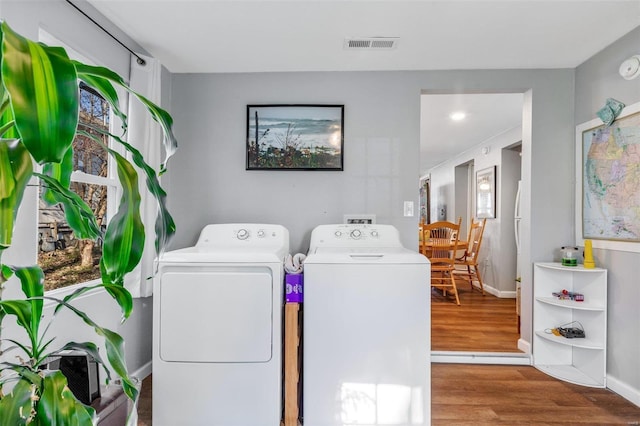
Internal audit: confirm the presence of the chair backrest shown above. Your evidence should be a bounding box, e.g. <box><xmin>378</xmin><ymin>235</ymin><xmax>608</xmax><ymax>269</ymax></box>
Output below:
<box><xmin>422</xmin><ymin>221</ymin><xmax>461</xmax><ymax>267</ymax></box>
<box><xmin>465</xmin><ymin>218</ymin><xmax>487</xmax><ymax>262</ymax></box>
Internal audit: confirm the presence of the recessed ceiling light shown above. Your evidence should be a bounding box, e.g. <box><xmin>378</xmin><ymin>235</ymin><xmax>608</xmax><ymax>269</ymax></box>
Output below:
<box><xmin>450</xmin><ymin>111</ymin><xmax>466</xmax><ymax>121</ymax></box>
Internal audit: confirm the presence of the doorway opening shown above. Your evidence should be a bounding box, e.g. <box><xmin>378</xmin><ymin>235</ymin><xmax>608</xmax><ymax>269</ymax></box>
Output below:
<box><xmin>420</xmin><ymin>92</ymin><xmax>529</xmax><ymax>363</ymax></box>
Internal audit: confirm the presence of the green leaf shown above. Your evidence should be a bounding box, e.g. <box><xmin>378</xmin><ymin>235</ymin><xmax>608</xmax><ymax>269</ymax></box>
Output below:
<box><xmin>35</xmin><ymin>370</ymin><xmax>97</xmax><ymax>426</ymax></box>
<box><xmin>100</xmin><ymin>150</ymin><xmax>144</xmax><ymax>285</ymax></box>
<box><xmin>1</xmin><ymin>263</ymin><xmax>14</xmax><ymax>279</ymax></box>
<box><xmin>13</xmin><ymin>265</ymin><xmax>45</xmax><ymax>345</ymax></box>
<box><xmin>103</xmin><ymin>284</ymin><xmax>134</xmax><ymax>322</ymax></box>
<box><xmin>43</xmin><ymin>295</ymin><xmax>139</xmax><ymax>401</ymax></box>
<box><xmin>0</xmin><ymin>378</ymin><xmax>35</xmax><ymax>426</ymax></box>
<box><xmin>0</xmin><ymin>139</ymin><xmax>33</xmax><ymax>250</ymax></box>
<box><xmin>75</xmin><ymin>72</ymin><xmax>127</xmax><ymax>134</ymax></box>
<box><xmin>0</xmin><ymin>300</ymin><xmax>33</xmax><ymax>333</ymax></box>
<box><xmin>55</xmin><ymin>341</ymin><xmax>113</xmax><ymax>384</ymax></box>
<box><xmin>1</xmin><ymin>339</ymin><xmax>34</xmax><ymax>361</ymax></box>
<box><xmin>0</xmin><ymin>140</ymin><xmax>15</xmax><ymax>199</ymax></box>
<box><xmin>74</xmin><ymin>61</ymin><xmax>177</xmax><ymax>173</ymax></box>
<box><xmin>0</xmin><ymin>364</ymin><xmax>43</xmax><ymax>388</ymax></box>
<box><xmin>54</xmin><ymin>282</ymin><xmax>133</xmax><ymax>322</ymax></box>
<box><xmin>1</xmin><ymin>22</ymin><xmax>79</xmax><ymax>164</ymax></box>
<box><xmin>42</xmin><ymin>145</ymin><xmax>73</xmax><ymax>205</ymax></box>
<box><xmin>84</xmin><ymin>129</ymin><xmax>175</xmax><ymax>255</ymax></box>
<box><xmin>35</xmin><ymin>173</ymin><xmax>100</xmax><ymax>240</ymax></box>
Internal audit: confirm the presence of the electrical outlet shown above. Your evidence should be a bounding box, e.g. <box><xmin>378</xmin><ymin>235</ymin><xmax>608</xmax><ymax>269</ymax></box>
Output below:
<box><xmin>403</xmin><ymin>201</ymin><xmax>414</xmax><ymax>217</ymax></box>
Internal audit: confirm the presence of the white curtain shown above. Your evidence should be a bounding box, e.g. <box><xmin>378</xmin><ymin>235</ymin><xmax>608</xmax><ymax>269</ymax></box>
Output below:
<box><xmin>124</xmin><ymin>53</ymin><xmax>162</xmax><ymax>298</ymax></box>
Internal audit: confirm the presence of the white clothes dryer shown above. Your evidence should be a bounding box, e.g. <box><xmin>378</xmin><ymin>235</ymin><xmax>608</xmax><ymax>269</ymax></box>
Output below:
<box><xmin>303</xmin><ymin>224</ymin><xmax>431</xmax><ymax>426</ymax></box>
<box><xmin>152</xmin><ymin>223</ymin><xmax>289</xmax><ymax>426</ymax></box>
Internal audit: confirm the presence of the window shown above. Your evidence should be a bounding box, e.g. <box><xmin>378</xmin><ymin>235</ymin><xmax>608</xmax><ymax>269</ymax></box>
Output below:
<box><xmin>38</xmin><ymin>84</ymin><xmax>118</xmax><ymax>291</ymax></box>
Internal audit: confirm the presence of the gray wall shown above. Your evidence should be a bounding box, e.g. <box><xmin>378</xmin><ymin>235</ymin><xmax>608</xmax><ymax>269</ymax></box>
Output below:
<box><xmin>575</xmin><ymin>26</ymin><xmax>640</xmax><ymax>403</ymax></box>
<box><xmin>168</xmin><ymin>70</ymin><xmax>576</xmax><ymax>356</ymax></box>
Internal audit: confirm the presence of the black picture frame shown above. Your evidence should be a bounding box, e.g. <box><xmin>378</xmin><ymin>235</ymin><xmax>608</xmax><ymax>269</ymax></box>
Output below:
<box><xmin>246</xmin><ymin>104</ymin><xmax>344</xmax><ymax>170</ymax></box>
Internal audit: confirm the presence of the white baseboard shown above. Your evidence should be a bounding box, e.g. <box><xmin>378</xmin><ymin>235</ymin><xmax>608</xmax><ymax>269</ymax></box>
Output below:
<box><xmin>431</xmin><ymin>351</ymin><xmax>531</xmax><ymax>365</ymax></box>
<box><xmin>607</xmin><ymin>374</ymin><xmax>640</xmax><ymax>408</ymax></box>
<box><xmin>131</xmin><ymin>361</ymin><xmax>152</xmax><ymax>381</ymax></box>
<box><xmin>517</xmin><ymin>338</ymin><xmax>531</xmax><ymax>354</ymax></box>
<box><xmin>480</xmin><ymin>283</ymin><xmax>516</xmax><ymax>299</ymax></box>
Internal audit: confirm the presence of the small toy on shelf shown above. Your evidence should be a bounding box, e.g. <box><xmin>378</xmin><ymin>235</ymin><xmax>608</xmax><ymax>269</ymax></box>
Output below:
<box><xmin>552</xmin><ymin>289</ymin><xmax>584</xmax><ymax>301</ymax></box>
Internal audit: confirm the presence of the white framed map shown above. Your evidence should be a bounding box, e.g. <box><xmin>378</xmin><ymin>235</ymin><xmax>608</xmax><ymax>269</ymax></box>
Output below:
<box><xmin>575</xmin><ymin>101</ymin><xmax>640</xmax><ymax>252</ymax></box>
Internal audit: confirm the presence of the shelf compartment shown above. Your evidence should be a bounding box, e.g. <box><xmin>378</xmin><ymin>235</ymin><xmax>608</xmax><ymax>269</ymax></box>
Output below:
<box><xmin>535</xmin><ymin>297</ymin><xmax>604</xmax><ymax>311</ymax></box>
<box><xmin>535</xmin><ymin>330</ymin><xmax>603</xmax><ymax>350</ymax></box>
<box><xmin>535</xmin><ymin>262</ymin><xmax>606</xmax><ymax>273</ymax></box>
<box><xmin>535</xmin><ymin>364</ymin><xmax>605</xmax><ymax>388</ymax></box>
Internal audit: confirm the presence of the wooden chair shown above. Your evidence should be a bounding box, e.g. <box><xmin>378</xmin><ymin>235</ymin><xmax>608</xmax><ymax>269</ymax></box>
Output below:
<box><xmin>454</xmin><ymin>218</ymin><xmax>487</xmax><ymax>295</ymax></box>
<box><xmin>422</xmin><ymin>220</ymin><xmax>461</xmax><ymax>305</ymax></box>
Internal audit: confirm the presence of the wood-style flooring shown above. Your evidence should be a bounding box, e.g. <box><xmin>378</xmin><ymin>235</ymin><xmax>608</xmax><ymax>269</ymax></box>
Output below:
<box><xmin>431</xmin><ymin>285</ymin><xmax>522</xmax><ymax>352</ymax></box>
<box><xmin>432</xmin><ymin>363</ymin><xmax>640</xmax><ymax>425</ymax></box>
<box><xmin>137</xmin><ymin>289</ymin><xmax>640</xmax><ymax>425</ymax></box>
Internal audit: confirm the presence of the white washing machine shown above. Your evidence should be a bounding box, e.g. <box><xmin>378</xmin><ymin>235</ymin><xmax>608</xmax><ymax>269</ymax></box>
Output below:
<box><xmin>152</xmin><ymin>223</ymin><xmax>289</xmax><ymax>426</ymax></box>
<box><xmin>303</xmin><ymin>224</ymin><xmax>431</xmax><ymax>426</ymax></box>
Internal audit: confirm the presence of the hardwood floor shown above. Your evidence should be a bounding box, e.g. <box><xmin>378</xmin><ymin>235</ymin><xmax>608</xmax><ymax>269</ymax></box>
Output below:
<box><xmin>137</xmin><ymin>367</ymin><xmax>640</xmax><ymax>425</ymax></box>
<box><xmin>431</xmin><ymin>285</ymin><xmax>522</xmax><ymax>352</ymax></box>
<box><xmin>137</xmin><ymin>289</ymin><xmax>640</xmax><ymax>425</ymax></box>
<box><xmin>432</xmin><ymin>364</ymin><xmax>640</xmax><ymax>425</ymax></box>
<box><xmin>137</xmin><ymin>375</ymin><xmax>151</xmax><ymax>426</ymax></box>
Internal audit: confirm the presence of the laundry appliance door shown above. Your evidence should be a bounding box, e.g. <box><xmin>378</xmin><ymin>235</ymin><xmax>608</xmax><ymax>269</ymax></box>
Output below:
<box><xmin>158</xmin><ymin>265</ymin><xmax>273</xmax><ymax>363</ymax></box>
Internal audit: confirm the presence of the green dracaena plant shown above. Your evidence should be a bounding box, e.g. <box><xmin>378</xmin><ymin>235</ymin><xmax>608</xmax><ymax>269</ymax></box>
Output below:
<box><xmin>0</xmin><ymin>21</ymin><xmax>177</xmax><ymax>425</ymax></box>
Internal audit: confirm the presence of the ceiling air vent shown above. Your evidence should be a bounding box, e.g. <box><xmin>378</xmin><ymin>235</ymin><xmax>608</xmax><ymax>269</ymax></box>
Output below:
<box><xmin>344</xmin><ymin>37</ymin><xmax>398</xmax><ymax>50</ymax></box>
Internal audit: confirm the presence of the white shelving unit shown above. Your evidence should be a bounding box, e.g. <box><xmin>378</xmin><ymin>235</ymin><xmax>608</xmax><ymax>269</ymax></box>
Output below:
<box><xmin>533</xmin><ymin>262</ymin><xmax>607</xmax><ymax>388</ymax></box>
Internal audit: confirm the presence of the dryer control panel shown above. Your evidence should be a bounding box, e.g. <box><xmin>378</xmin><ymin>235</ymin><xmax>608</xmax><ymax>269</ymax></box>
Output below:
<box><xmin>195</xmin><ymin>223</ymin><xmax>289</xmax><ymax>256</ymax></box>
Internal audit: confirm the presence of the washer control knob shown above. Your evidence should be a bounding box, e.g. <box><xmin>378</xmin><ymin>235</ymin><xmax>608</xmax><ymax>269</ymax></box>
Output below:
<box><xmin>371</xmin><ymin>230</ymin><xmax>378</xmax><ymax>237</ymax></box>
<box><xmin>237</xmin><ymin>229</ymin><xmax>249</xmax><ymax>240</ymax></box>
<box><xmin>257</xmin><ymin>230</ymin><xmax>265</xmax><ymax>238</ymax></box>
<box><xmin>334</xmin><ymin>231</ymin><xmax>342</xmax><ymax>237</ymax></box>
<box><xmin>350</xmin><ymin>229</ymin><xmax>362</xmax><ymax>239</ymax></box>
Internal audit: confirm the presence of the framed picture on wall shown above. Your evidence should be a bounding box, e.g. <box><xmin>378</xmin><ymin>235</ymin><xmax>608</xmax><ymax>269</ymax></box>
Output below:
<box><xmin>476</xmin><ymin>166</ymin><xmax>496</xmax><ymax>219</ymax></box>
<box><xmin>246</xmin><ymin>104</ymin><xmax>344</xmax><ymax>170</ymax></box>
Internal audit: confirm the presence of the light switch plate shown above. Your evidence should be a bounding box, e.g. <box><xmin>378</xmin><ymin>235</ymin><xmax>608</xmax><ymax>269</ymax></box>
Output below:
<box><xmin>403</xmin><ymin>201</ymin><xmax>414</xmax><ymax>217</ymax></box>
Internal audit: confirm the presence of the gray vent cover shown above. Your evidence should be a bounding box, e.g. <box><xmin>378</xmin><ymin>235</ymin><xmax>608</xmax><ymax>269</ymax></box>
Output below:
<box><xmin>344</xmin><ymin>37</ymin><xmax>398</xmax><ymax>50</ymax></box>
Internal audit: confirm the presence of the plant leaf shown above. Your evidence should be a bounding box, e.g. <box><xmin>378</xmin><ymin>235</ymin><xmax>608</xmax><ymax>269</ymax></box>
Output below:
<box><xmin>53</xmin><ymin>282</ymin><xmax>133</xmax><ymax>322</ymax></box>
<box><xmin>99</xmin><ymin>150</ymin><xmax>144</xmax><ymax>285</ymax></box>
<box><xmin>34</xmin><ymin>173</ymin><xmax>100</xmax><ymax>240</ymax></box>
<box><xmin>103</xmin><ymin>284</ymin><xmax>133</xmax><ymax>322</ymax></box>
<box><xmin>1</xmin><ymin>339</ymin><xmax>34</xmax><ymax>361</ymax></box>
<box><xmin>13</xmin><ymin>265</ymin><xmax>44</xmax><ymax>345</ymax></box>
<box><xmin>116</xmin><ymin>135</ymin><xmax>176</xmax><ymax>254</ymax></box>
<box><xmin>41</xmin><ymin>145</ymin><xmax>73</xmax><ymax>205</ymax></box>
<box><xmin>0</xmin><ymin>139</ymin><xmax>33</xmax><ymax>250</ymax></box>
<box><xmin>0</xmin><ymin>140</ymin><xmax>15</xmax><ymax>199</ymax></box>
<box><xmin>0</xmin><ymin>300</ymin><xmax>32</xmax><ymax>333</ymax></box>
<box><xmin>74</xmin><ymin>61</ymin><xmax>177</xmax><ymax>173</ymax></box>
<box><xmin>1</xmin><ymin>22</ymin><xmax>79</xmax><ymax>164</ymax></box>
<box><xmin>55</xmin><ymin>341</ymin><xmax>112</xmax><ymax>384</ymax></box>
<box><xmin>0</xmin><ymin>378</ymin><xmax>34</xmax><ymax>426</ymax></box>
<box><xmin>81</xmin><ymin>128</ymin><xmax>175</xmax><ymax>256</ymax></box>
<box><xmin>35</xmin><ymin>370</ymin><xmax>97</xmax><ymax>426</ymax></box>
<box><xmin>75</xmin><ymin>72</ymin><xmax>127</xmax><ymax>134</ymax></box>
<box><xmin>43</xmin><ymin>296</ymin><xmax>139</xmax><ymax>402</ymax></box>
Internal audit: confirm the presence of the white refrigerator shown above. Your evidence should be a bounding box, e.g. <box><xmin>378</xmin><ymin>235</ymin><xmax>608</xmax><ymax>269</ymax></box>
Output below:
<box><xmin>514</xmin><ymin>180</ymin><xmax>522</xmax><ymax>274</ymax></box>
<box><xmin>514</xmin><ymin>180</ymin><xmax>522</xmax><ymax>329</ymax></box>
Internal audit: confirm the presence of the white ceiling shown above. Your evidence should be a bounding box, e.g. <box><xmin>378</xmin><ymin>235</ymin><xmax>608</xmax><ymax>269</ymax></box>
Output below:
<box><xmin>87</xmin><ymin>0</ymin><xmax>640</xmax><ymax>74</ymax></box>
<box><xmin>420</xmin><ymin>93</ymin><xmax>523</xmax><ymax>171</ymax></box>
<box><xmin>85</xmin><ymin>0</ymin><xmax>639</xmax><ymax>172</ymax></box>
